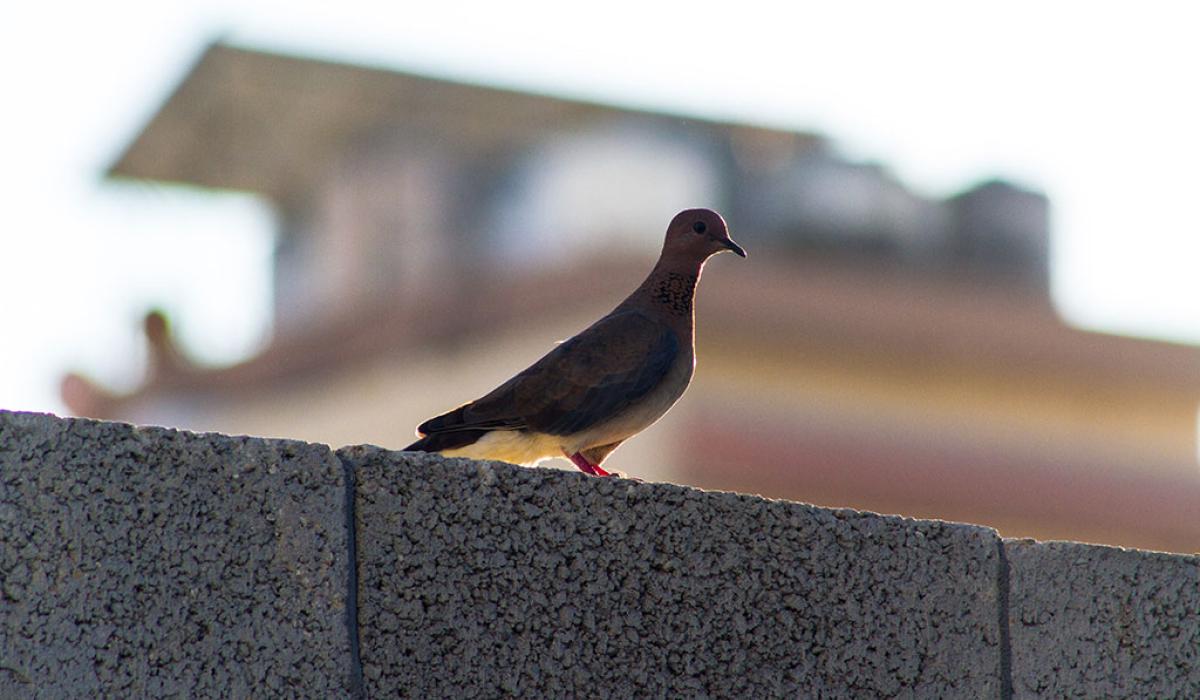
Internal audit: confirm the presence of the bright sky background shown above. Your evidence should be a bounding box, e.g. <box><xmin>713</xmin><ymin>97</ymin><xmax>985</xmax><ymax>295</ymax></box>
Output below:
<box><xmin>3</xmin><ymin>1</ymin><xmax>1198</xmax><ymax>415</ymax></box>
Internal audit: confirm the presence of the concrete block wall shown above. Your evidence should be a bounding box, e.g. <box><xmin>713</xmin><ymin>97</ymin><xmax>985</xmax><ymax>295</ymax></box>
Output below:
<box><xmin>1</xmin><ymin>410</ymin><xmax>1197</xmax><ymax>698</ymax></box>
<box><xmin>0</xmin><ymin>411</ymin><xmax>354</xmax><ymax>697</ymax></box>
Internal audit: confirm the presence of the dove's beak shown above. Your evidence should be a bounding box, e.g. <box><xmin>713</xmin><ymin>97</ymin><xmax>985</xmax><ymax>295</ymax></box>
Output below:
<box><xmin>721</xmin><ymin>238</ymin><xmax>747</xmax><ymax>258</ymax></box>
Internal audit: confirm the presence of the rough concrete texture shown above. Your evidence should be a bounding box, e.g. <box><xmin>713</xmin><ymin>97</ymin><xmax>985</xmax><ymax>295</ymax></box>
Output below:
<box><xmin>9</xmin><ymin>409</ymin><xmax>1200</xmax><ymax>698</ymax></box>
<box><xmin>344</xmin><ymin>446</ymin><xmax>1004</xmax><ymax>699</ymax></box>
<box><xmin>0</xmin><ymin>411</ymin><xmax>355</xmax><ymax>698</ymax></box>
<box><xmin>1005</xmin><ymin>539</ymin><xmax>1200</xmax><ymax>698</ymax></box>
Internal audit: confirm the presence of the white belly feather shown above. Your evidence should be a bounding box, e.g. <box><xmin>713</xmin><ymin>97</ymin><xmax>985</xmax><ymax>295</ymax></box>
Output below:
<box><xmin>439</xmin><ymin>430</ymin><xmax>565</xmax><ymax>467</ymax></box>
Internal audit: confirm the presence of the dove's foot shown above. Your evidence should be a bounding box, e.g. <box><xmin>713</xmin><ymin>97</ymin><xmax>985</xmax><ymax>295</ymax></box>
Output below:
<box><xmin>565</xmin><ymin>451</ymin><xmax>599</xmax><ymax>476</ymax></box>
<box><xmin>566</xmin><ymin>451</ymin><xmax>638</xmax><ymax>479</ymax></box>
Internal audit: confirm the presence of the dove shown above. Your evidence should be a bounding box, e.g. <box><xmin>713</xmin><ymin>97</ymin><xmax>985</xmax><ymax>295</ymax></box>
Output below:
<box><xmin>404</xmin><ymin>208</ymin><xmax>745</xmax><ymax>477</ymax></box>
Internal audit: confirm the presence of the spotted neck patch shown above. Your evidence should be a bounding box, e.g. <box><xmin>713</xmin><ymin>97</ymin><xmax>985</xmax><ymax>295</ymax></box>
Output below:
<box><xmin>651</xmin><ymin>272</ymin><xmax>698</xmax><ymax>317</ymax></box>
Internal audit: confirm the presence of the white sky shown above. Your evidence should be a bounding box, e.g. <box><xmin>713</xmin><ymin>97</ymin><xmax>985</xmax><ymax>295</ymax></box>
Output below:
<box><xmin>2</xmin><ymin>1</ymin><xmax>1199</xmax><ymax>414</ymax></box>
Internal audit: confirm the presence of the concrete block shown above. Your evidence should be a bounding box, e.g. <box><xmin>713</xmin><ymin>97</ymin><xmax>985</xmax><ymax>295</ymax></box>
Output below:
<box><xmin>1006</xmin><ymin>539</ymin><xmax>1200</xmax><ymax>698</ymax></box>
<box><xmin>0</xmin><ymin>411</ymin><xmax>356</xmax><ymax>698</ymax></box>
<box><xmin>345</xmin><ymin>446</ymin><xmax>1004</xmax><ymax>698</ymax></box>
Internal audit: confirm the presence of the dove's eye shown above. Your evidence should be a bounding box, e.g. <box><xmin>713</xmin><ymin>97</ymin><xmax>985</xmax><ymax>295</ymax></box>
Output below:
<box><xmin>692</xmin><ymin>221</ymin><xmax>707</xmax><ymax>234</ymax></box>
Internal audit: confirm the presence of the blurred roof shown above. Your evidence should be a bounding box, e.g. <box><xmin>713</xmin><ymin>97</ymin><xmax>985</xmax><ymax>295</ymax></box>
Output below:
<box><xmin>108</xmin><ymin>42</ymin><xmax>820</xmax><ymax>202</ymax></box>
<box><xmin>92</xmin><ymin>39</ymin><xmax>1200</xmax><ymax>554</ymax></box>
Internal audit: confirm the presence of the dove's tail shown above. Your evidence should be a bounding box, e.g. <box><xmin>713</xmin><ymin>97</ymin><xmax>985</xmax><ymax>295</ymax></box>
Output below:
<box><xmin>403</xmin><ymin>430</ymin><xmax>489</xmax><ymax>453</ymax></box>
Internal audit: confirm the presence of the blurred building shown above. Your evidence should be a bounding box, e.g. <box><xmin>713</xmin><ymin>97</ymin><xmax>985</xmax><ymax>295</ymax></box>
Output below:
<box><xmin>68</xmin><ymin>42</ymin><xmax>1200</xmax><ymax>554</ymax></box>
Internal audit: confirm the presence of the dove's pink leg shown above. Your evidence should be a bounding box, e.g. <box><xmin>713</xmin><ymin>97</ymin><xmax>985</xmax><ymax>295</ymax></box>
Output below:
<box><xmin>565</xmin><ymin>451</ymin><xmax>610</xmax><ymax>477</ymax></box>
<box><xmin>590</xmin><ymin>462</ymin><xmax>614</xmax><ymax>477</ymax></box>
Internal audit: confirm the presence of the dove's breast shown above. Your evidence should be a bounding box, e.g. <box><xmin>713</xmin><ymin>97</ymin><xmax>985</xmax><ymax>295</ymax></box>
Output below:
<box><xmin>560</xmin><ymin>340</ymin><xmax>695</xmax><ymax>455</ymax></box>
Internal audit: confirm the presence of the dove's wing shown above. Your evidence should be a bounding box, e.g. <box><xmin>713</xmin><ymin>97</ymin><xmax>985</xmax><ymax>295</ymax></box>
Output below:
<box><xmin>417</xmin><ymin>310</ymin><xmax>678</xmax><ymax>437</ymax></box>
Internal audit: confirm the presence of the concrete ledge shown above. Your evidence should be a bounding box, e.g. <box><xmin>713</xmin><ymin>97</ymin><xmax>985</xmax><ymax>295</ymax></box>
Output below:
<box><xmin>343</xmin><ymin>445</ymin><xmax>1003</xmax><ymax>698</ymax></box>
<box><xmin>0</xmin><ymin>412</ymin><xmax>355</xmax><ymax>698</ymax></box>
<box><xmin>4</xmin><ymin>410</ymin><xmax>1200</xmax><ymax>697</ymax></box>
<box><xmin>1005</xmin><ymin>539</ymin><xmax>1200</xmax><ymax>698</ymax></box>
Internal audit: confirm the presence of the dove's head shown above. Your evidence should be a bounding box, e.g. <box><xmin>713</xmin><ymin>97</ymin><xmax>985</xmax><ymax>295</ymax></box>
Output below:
<box><xmin>661</xmin><ymin>208</ymin><xmax>746</xmax><ymax>263</ymax></box>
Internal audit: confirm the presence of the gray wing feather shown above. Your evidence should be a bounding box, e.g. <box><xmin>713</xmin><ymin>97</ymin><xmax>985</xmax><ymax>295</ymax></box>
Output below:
<box><xmin>417</xmin><ymin>311</ymin><xmax>678</xmax><ymax>437</ymax></box>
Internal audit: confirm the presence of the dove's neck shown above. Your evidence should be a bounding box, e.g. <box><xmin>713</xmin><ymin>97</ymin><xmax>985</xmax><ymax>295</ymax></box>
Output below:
<box><xmin>623</xmin><ymin>255</ymin><xmax>706</xmax><ymax>328</ymax></box>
